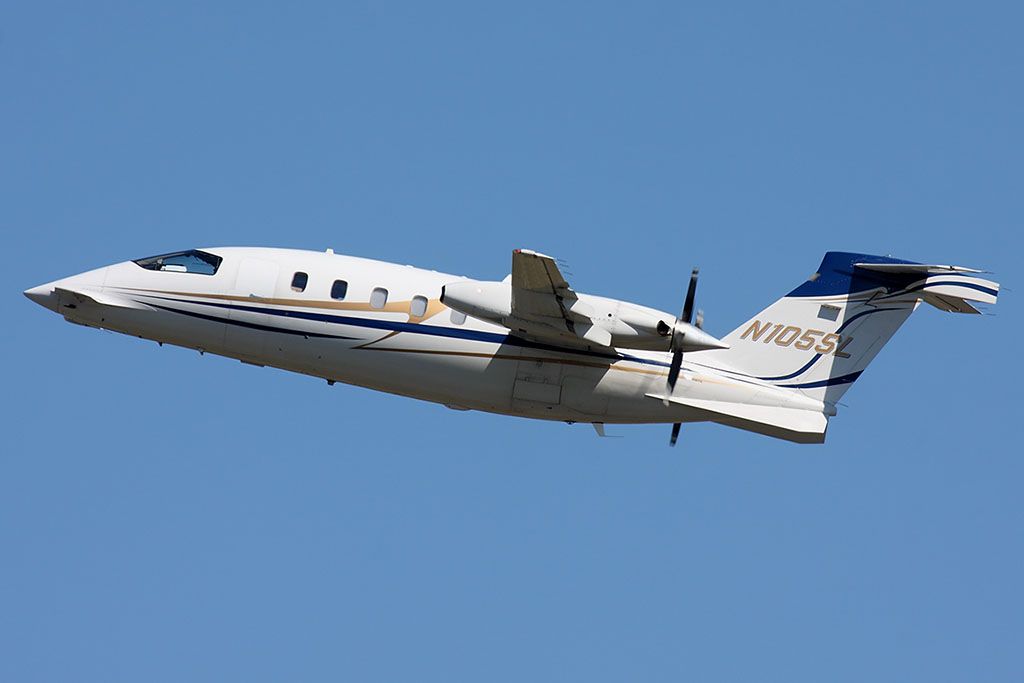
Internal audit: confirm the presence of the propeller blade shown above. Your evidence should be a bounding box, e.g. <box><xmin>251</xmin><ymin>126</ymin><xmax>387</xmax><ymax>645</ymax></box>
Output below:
<box><xmin>670</xmin><ymin>422</ymin><xmax>681</xmax><ymax>446</ymax></box>
<box><xmin>664</xmin><ymin>267</ymin><xmax>701</xmax><ymax>406</ymax></box>
<box><xmin>667</xmin><ymin>349</ymin><xmax>683</xmax><ymax>391</ymax></box>
<box><xmin>695</xmin><ymin>309</ymin><xmax>704</xmax><ymax>329</ymax></box>
<box><xmin>681</xmin><ymin>268</ymin><xmax>699</xmax><ymax>324</ymax></box>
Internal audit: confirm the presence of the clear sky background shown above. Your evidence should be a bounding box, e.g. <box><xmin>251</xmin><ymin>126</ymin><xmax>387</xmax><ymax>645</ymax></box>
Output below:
<box><xmin>3</xmin><ymin>2</ymin><xmax>1020</xmax><ymax>681</ymax></box>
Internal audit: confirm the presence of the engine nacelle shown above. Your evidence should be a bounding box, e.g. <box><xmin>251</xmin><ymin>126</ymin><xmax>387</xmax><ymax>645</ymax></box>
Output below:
<box><xmin>441</xmin><ymin>281</ymin><xmax>512</xmax><ymax>323</ymax></box>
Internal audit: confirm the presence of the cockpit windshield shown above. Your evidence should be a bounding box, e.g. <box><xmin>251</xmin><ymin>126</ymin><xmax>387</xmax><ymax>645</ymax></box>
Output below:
<box><xmin>133</xmin><ymin>250</ymin><xmax>222</xmax><ymax>275</ymax></box>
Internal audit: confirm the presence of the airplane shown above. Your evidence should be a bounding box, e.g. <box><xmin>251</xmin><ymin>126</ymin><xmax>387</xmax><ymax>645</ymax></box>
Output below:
<box><xmin>24</xmin><ymin>247</ymin><xmax>999</xmax><ymax>445</ymax></box>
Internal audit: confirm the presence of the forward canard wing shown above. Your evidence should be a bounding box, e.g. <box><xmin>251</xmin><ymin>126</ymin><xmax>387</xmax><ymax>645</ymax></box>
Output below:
<box><xmin>54</xmin><ymin>286</ymin><xmax>152</xmax><ymax>311</ymax></box>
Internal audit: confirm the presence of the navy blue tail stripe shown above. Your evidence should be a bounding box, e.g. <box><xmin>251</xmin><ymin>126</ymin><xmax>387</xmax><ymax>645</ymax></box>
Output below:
<box><xmin>883</xmin><ymin>280</ymin><xmax>998</xmax><ymax>299</ymax></box>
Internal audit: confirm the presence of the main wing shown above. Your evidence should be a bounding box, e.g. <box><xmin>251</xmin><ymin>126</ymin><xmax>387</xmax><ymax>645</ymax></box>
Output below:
<box><xmin>508</xmin><ymin>249</ymin><xmax>613</xmax><ymax>347</ymax></box>
<box><xmin>441</xmin><ymin>248</ymin><xmax>686</xmax><ymax>351</ymax></box>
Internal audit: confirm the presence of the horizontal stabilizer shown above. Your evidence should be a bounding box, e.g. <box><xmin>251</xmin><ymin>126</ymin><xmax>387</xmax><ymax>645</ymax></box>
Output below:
<box><xmin>912</xmin><ymin>274</ymin><xmax>999</xmax><ymax>310</ymax></box>
<box><xmin>852</xmin><ymin>263</ymin><xmax>998</xmax><ymax>312</ymax></box>
<box><xmin>854</xmin><ymin>262</ymin><xmax>985</xmax><ymax>275</ymax></box>
<box><xmin>921</xmin><ymin>294</ymin><xmax>981</xmax><ymax>314</ymax></box>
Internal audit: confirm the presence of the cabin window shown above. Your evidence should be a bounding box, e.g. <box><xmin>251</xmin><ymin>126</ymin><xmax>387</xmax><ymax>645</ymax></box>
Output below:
<box><xmin>133</xmin><ymin>249</ymin><xmax>222</xmax><ymax>275</ymax></box>
<box><xmin>410</xmin><ymin>295</ymin><xmax>428</xmax><ymax>317</ymax></box>
<box><xmin>331</xmin><ymin>280</ymin><xmax>348</xmax><ymax>300</ymax></box>
<box><xmin>291</xmin><ymin>272</ymin><xmax>308</xmax><ymax>292</ymax></box>
<box><xmin>450</xmin><ymin>309</ymin><xmax>467</xmax><ymax>325</ymax></box>
<box><xmin>370</xmin><ymin>287</ymin><xmax>388</xmax><ymax>309</ymax></box>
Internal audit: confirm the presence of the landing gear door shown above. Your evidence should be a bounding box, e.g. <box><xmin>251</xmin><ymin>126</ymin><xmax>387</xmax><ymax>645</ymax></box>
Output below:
<box><xmin>511</xmin><ymin>352</ymin><xmax>563</xmax><ymax>410</ymax></box>
<box><xmin>227</xmin><ymin>257</ymin><xmax>280</xmax><ymax>361</ymax></box>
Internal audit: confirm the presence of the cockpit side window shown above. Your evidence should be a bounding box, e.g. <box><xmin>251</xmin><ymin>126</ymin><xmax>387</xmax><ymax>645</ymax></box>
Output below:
<box><xmin>134</xmin><ymin>250</ymin><xmax>222</xmax><ymax>275</ymax></box>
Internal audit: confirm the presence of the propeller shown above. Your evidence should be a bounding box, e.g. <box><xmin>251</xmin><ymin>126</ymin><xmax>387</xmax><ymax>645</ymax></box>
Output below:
<box><xmin>666</xmin><ymin>268</ymin><xmax>700</xmax><ymax>393</ymax></box>
<box><xmin>659</xmin><ymin>267</ymin><xmax>728</xmax><ymax>446</ymax></box>
<box><xmin>664</xmin><ymin>269</ymin><xmax>698</xmax><ymax>447</ymax></box>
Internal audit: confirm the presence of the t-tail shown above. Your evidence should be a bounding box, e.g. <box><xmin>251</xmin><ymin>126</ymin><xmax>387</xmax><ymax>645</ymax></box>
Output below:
<box><xmin>683</xmin><ymin>252</ymin><xmax>999</xmax><ymax>443</ymax></box>
<box><xmin>717</xmin><ymin>251</ymin><xmax>999</xmax><ymax>411</ymax></box>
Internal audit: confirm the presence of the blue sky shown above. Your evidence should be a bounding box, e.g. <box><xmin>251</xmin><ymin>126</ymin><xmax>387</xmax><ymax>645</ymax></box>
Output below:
<box><xmin>3</xmin><ymin>2</ymin><xmax>1020</xmax><ymax>680</ymax></box>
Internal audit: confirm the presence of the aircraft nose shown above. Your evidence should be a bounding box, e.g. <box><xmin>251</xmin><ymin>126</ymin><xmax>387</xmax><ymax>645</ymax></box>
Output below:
<box><xmin>24</xmin><ymin>282</ymin><xmax>58</xmax><ymax>312</ymax></box>
<box><xmin>25</xmin><ymin>265</ymin><xmax>112</xmax><ymax>314</ymax></box>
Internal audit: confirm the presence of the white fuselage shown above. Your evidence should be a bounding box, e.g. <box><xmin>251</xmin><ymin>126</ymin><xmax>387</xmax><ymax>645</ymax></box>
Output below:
<box><xmin>24</xmin><ymin>247</ymin><xmax>824</xmax><ymax>429</ymax></box>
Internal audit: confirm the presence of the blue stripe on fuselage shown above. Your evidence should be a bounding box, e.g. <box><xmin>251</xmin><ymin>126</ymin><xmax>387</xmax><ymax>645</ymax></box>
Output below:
<box><xmin>144</xmin><ymin>302</ymin><xmax>358</xmax><ymax>339</ymax></box>
<box><xmin>138</xmin><ymin>293</ymin><xmax>672</xmax><ymax>368</ymax></box>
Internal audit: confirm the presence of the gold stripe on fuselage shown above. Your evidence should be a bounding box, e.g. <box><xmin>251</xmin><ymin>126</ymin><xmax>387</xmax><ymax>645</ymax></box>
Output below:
<box><xmin>117</xmin><ymin>287</ymin><xmax>448</xmax><ymax>324</ymax></box>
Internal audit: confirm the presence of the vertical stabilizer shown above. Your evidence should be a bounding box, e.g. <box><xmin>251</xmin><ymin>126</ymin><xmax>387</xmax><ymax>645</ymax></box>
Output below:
<box><xmin>711</xmin><ymin>252</ymin><xmax>999</xmax><ymax>406</ymax></box>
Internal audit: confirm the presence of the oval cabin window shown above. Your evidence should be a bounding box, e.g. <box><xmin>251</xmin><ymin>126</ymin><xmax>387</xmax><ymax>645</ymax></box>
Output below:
<box><xmin>370</xmin><ymin>287</ymin><xmax>388</xmax><ymax>309</ymax></box>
